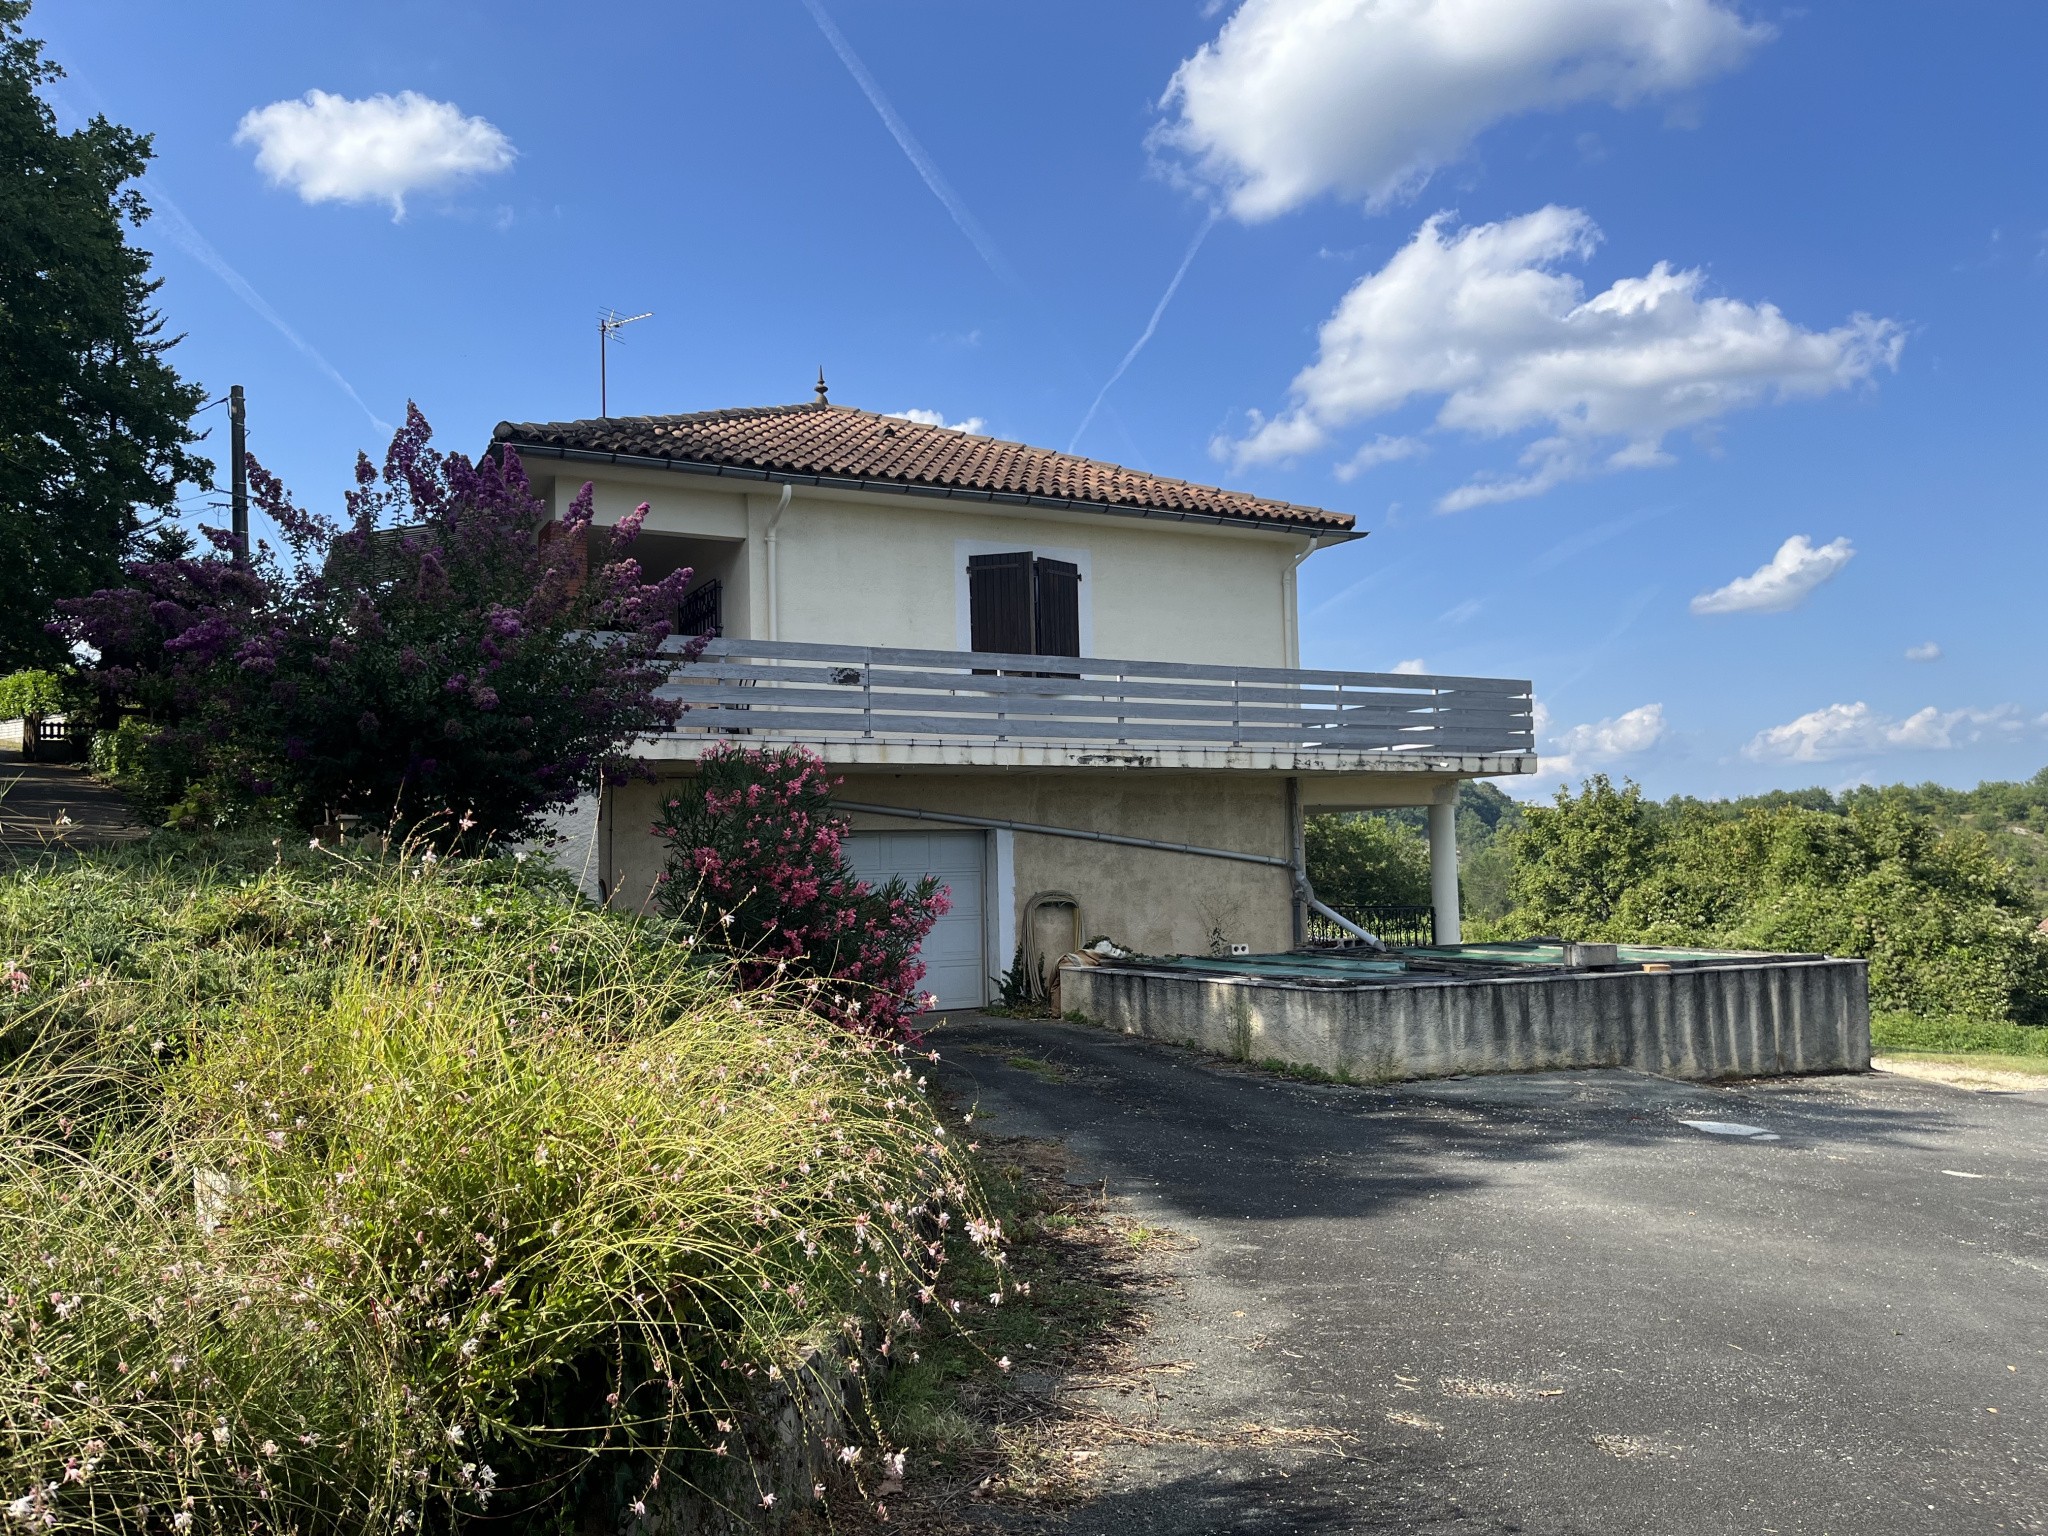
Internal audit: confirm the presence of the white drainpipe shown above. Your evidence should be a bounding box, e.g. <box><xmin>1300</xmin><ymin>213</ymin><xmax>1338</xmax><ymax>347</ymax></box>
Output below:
<box><xmin>1284</xmin><ymin>534</ymin><xmax>1321</xmax><ymax>667</ymax></box>
<box><xmin>764</xmin><ymin>482</ymin><xmax>792</xmax><ymax>640</ymax></box>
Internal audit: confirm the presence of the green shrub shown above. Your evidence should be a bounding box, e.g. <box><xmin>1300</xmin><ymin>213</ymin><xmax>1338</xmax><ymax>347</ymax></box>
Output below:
<box><xmin>1504</xmin><ymin>774</ymin><xmax>1659</xmax><ymax>936</ymax></box>
<box><xmin>0</xmin><ymin>838</ymin><xmax>1001</xmax><ymax>1532</ymax></box>
<box><xmin>1497</xmin><ymin>778</ymin><xmax>2048</xmax><ymax>1024</ymax></box>
<box><xmin>85</xmin><ymin>714</ymin><xmax>189</xmax><ymax>817</ymax></box>
<box><xmin>0</xmin><ymin>668</ymin><xmax>67</xmax><ymax>722</ymax></box>
<box><xmin>1304</xmin><ymin>813</ymin><xmax>1431</xmax><ymax>911</ymax></box>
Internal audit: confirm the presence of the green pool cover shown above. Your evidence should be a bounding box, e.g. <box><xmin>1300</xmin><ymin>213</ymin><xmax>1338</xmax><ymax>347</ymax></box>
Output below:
<box><xmin>1135</xmin><ymin>939</ymin><xmax>1801</xmax><ymax>983</ymax></box>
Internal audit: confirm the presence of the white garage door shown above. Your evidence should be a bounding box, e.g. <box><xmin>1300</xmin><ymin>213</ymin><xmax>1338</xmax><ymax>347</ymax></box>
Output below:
<box><xmin>843</xmin><ymin>830</ymin><xmax>986</xmax><ymax>1011</ymax></box>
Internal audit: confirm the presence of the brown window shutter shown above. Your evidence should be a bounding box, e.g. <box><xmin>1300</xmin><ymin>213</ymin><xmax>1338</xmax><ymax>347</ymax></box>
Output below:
<box><xmin>1033</xmin><ymin>557</ymin><xmax>1081</xmax><ymax>658</ymax></box>
<box><xmin>968</xmin><ymin>551</ymin><xmax>1035</xmax><ymax>655</ymax></box>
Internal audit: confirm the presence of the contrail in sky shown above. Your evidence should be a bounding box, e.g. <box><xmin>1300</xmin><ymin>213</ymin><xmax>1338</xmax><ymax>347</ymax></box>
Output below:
<box><xmin>143</xmin><ymin>179</ymin><xmax>393</xmax><ymax>436</ymax></box>
<box><xmin>1545</xmin><ymin>584</ymin><xmax>1663</xmax><ymax>701</ymax></box>
<box><xmin>1068</xmin><ymin>210</ymin><xmax>1220</xmax><ymax>453</ymax></box>
<box><xmin>45</xmin><ymin>70</ymin><xmax>391</xmax><ymax>435</ymax></box>
<box><xmin>799</xmin><ymin>0</ymin><xmax>1018</xmax><ymax>289</ymax></box>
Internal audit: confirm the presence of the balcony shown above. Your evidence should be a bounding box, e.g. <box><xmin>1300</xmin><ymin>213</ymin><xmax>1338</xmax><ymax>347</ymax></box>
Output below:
<box><xmin>647</xmin><ymin>639</ymin><xmax>1536</xmax><ymax>775</ymax></box>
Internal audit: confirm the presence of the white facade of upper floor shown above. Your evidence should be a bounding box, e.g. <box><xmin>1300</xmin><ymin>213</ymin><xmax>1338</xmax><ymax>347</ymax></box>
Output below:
<box><xmin>519</xmin><ymin>457</ymin><xmax>1331</xmax><ymax>671</ymax></box>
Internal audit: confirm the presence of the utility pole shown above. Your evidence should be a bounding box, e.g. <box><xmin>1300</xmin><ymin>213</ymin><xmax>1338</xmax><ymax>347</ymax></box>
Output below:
<box><xmin>229</xmin><ymin>383</ymin><xmax>249</xmax><ymax>560</ymax></box>
<box><xmin>598</xmin><ymin>310</ymin><xmax>652</xmax><ymax>417</ymax></box>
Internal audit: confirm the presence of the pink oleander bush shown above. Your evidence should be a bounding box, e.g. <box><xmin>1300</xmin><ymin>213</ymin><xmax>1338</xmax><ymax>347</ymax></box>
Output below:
<box><xmin>652</xmin><ymin>745</ymin><xmax>949</xmax><ymax>1035</ymax></box>
<box><xmin>52</xmin><ymin>406</ymin><xmax>699</xmax><ymax>843</ymax></box>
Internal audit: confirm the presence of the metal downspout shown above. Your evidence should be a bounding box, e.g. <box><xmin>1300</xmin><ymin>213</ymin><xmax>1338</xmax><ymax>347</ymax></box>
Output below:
<box><xmin>832</xmin><ymin>800</ymin><xmax>1294</xmax><ymax>868</ymax></box>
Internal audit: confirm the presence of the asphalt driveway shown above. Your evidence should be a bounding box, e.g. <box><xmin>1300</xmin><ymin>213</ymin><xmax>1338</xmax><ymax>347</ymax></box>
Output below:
<box><xmin>934</xmin><ymin>1013</ymin><xmax>2047</xmax><ymax>1536</ymax></box>
<box><xmin>0</xmin><ymin>752</ymin><xmax>146</xmax><ymax>849</ymax></box>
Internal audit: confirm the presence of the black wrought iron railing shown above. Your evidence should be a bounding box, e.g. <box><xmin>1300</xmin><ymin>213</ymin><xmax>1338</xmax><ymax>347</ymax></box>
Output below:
<box><xmin>677</xmin><ymin>579</ymin><xmax>723</xmax><ymax>639</ymax></box>
<box><xmin>1305</xmin><ymin>903</ymin><xmax>1436</xmax><ymax>949</ymax></box>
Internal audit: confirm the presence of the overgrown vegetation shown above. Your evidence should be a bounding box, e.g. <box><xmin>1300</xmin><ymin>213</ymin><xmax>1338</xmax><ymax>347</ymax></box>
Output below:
<box><xmin>1302</xmin><ymin>813</ymin><xmax>1429</xmax><ymax>913</ymax></box>
<box><xmin>0</xmin><ymin>836</ymin><xmax>1009</xmax><ymax>1532</ymax></box>
<box><xmin>0</xmin><ymin>669</ymin><xmax>77</xmax><ymax>723</ymax></box>
<box><xmin>54</xmin><ymin>408</ymin><xmax>695</xmax><ymax>840</ymax></box>
<box><xmin>1310</xmin><ymin>770</ymin><xmax>2048</xmax><ymax>1032</ymax></box>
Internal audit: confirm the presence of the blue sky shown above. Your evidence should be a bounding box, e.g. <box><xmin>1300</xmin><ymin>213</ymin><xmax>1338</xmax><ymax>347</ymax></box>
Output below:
<box><xmin>37</xmin><ymin>0</ymin><xmax>2048</xmax><ymax>800</ymax></box>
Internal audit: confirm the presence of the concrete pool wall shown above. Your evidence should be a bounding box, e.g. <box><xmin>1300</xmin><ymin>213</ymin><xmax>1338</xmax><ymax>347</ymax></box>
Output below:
<box><xmin>1058</xmin><ymin>951</ymin><xmax>1872</xmax><ymax>1082</ymax></box>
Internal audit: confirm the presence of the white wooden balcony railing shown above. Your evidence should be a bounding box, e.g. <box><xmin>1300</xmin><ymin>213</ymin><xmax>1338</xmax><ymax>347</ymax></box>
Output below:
<box><xmin>654</xmin><ymin>638</ymin><xmax>1534</xmax><ymax>759</ymax></box>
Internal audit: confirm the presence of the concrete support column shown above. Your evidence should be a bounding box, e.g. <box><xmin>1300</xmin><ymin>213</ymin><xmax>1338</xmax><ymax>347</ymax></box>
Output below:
<box><xmin>1427</xmin><ymin>791</ymin><xmax>1462</xmax><ymax>946</ymax></box>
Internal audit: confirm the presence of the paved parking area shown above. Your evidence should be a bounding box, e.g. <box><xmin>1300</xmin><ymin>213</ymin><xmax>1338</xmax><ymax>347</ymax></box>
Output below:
<box><xmin>936</xmin><ymin>1013</ymin><xmax>2047</xmax><ymax>1535</ymax></box>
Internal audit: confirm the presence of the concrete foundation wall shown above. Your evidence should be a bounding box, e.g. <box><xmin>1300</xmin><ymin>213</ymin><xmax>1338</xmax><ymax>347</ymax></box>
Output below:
<box><xmin>1062</xmin><ymin>958</ymin><xmax>1873</xmax><ymax>1082</ymax></box>
<box><xmin>602</xmin><ymin>770</ymin><xmax>1299</xmax><ymax>964</ymax></box>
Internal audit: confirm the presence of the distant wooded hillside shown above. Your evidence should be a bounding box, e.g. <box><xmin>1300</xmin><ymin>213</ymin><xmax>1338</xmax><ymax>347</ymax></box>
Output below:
<box><xmin>1308</xmin><ymin>768</ymin><xmax>2048</xmax><ymax>1027</ymax></box>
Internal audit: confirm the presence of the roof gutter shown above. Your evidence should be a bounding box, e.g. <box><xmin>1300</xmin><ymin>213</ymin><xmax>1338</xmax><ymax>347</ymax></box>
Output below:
<box><xmin>498</xmin><ymin>439</ymin><xmax>1364</xmax><ymax>541</ymax></box>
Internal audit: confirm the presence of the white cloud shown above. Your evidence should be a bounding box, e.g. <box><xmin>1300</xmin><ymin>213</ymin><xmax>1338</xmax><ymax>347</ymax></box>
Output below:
<box><xmin>1743</xmin><ymin>702</ymin><xmax>2027</xmax><ymax>764</ymax></box>
<box><xmin>1438</xmin><ymin>597</ymin><xmax>1482</xmax><ymax>625</ymax></box>
<box><xmin>1333</xmin><ymin>434</ymin><xmax>1426</xmax><ymax>481</ymax></box>
<box><xmin>1223</xmin><ymin>207</ymin><xmax>1902</xmax><ymax>506</ymax></box>
<box><xmin>235</xmin><ymin>90</ymin><xmax>515</xmax><ymax>217</ymax></box>
<box><xmin>1543</xmin><ymin>701</ymin><xmax>1666</xmax><ymax>775</ymax></box>
<box><xmin>1905</xmin><ymin>641</ymin><xmax>1942</xmax><ymax>662</ymax></box>
<box><xmin>889</xmin><ymin>408</ymin><xmax>988</xmax><ymax>434</ymax></box>
<box><xmin>1390</xmin><ymin>657</ymin><xmax>1428</xmax><ymax>674</ymax></box>
<box><xmin>1156</xmin><ymin>0</ymin><xmax>1767</xmax><ymax>221</ymax></box>
<box><xmin>1689</xmin><ymin>535</ymin><xmax>1854</xmax><ymax>615</ymax></box>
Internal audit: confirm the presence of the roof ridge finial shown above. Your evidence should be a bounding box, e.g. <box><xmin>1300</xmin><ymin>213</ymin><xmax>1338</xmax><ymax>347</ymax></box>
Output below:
<box><xmin>814</xmin><ymin>367</ymin><xmax>829</xmax><ymax>407</ymax></box>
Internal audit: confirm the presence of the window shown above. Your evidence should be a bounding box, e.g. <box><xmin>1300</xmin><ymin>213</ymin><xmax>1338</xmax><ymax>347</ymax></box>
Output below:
<box><xmin>967</xmin><ymin>551</ymin><xmax>1082</xmax><ymax>659</ymax></box>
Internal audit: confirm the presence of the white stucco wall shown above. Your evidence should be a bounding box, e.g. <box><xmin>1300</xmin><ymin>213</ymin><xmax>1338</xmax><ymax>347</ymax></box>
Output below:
<box><xmin>522</xmin><ymin>463</ymin><xmax>1310</xmax><ymax>667</ymax></box>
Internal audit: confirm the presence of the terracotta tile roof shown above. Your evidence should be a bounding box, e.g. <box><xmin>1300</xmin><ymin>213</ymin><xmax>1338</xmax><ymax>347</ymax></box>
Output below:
<box><xmin>492</xmin><ymin>402</ymin><xmax>1353</xmax><ymax>534</ymax></box>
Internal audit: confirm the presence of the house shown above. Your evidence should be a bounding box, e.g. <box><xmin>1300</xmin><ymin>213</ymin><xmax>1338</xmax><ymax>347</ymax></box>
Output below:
<box><xmin>490</xmin><ymin>385</ymin><xmax>1535</xmax><ymax>1008</ymax></box>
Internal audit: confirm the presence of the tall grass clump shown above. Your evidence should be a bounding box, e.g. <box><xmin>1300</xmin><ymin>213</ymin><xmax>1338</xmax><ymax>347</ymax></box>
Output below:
<box><xmin>0</xmin><ymin>836</ymin><xmax>1003</xmax><ymax>1533</ymax></box>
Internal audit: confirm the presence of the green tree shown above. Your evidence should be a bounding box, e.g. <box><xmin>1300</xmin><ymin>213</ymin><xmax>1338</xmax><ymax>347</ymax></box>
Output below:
<box><xmin>0</xmin><ymin>667</ymin><xmax>63</xmax><ymax>721</ymax></box>
<box><xmin>1503</xmin><ymin>774</ymin><xmax>1658</xmax><ymax>937</ymax></box>
<box><xmin>1713</xmin><ymin>799</ymin><xmax>2048</xmax><ymax>1023</ymax></box>
<box><xmin>1304</xmin><ymin>813</ymin><xmax>1431</xmax><ymax>910</ymax></box>
<box><xmin>1592</xmin><ymin>792</ymin><xmax>2048</xmax><ymax>1022</ymax></box>
<box><xmin>0</xmin><ymin>0</ymin><xmax>208</xmax><ymax>671</ymax></box>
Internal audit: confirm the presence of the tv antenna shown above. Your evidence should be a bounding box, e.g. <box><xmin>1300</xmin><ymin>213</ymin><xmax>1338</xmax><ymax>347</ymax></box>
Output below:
<box><xmin>598</xmin><ymin>308</ymin><xmax>652</xmax><ymax>417</ymax></box>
